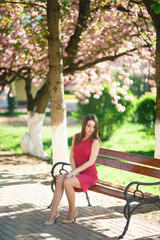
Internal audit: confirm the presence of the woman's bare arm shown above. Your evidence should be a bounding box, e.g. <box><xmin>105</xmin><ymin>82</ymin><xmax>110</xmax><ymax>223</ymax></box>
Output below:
<box><xmin>67</xmin><ymin>139</ymin><xmax>100</xmax><ymax>178</ymax></box>
<box><xmin>70</xmin><ymin>135</ymin><xmax>76</xmax><ymax>170</ymax></box>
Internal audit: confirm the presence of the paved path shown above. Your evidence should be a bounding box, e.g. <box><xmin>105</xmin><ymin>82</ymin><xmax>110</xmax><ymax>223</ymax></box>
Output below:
<box><xmin>0</xmin><ymin>151</ymin><xmax>160</xmax><ymax>240</ymax></box>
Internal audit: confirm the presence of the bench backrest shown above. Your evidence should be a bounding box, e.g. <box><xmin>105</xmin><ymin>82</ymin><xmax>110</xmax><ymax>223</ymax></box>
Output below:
<box><xmin>96</xmin><ymin>148</ymin><xmax>160</xmax><ymax>179</ymax></box>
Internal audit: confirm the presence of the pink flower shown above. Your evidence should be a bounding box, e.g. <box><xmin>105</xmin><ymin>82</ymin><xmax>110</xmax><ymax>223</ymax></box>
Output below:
<box><xmin>9</xmin><ymin>93</ymin><xmax>14</xmax><ymax>97</ymax></box>
<box><xmin>124</xmin><ymin>95</ymin><xmax>133</xmax><ymax>101</ymax></box>
<box><xmin>151</xmin><ymin>87</ymin><xmax>156</xmax><ymax>93</ymax></box>
<box><xmin>81</xmin><ymin>99</ymin><xmax>89</xmax><ymax>105</ymax></box>
<box><xmin>94</xmin><ymin>94</ymin><xmax>100</xmax><ymax>99</ymax></box>
<box><xmin>117</xmin><ymin>104</ymin><xmax>126</xmax><ymax>112</ymax></box>
<box><xmin>112</xmin><ymin>99</ymin><xmax>118</xmax><ymax>104</ymax></box>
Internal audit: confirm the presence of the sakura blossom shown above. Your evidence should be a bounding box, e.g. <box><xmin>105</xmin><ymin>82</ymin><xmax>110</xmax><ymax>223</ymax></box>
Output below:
<box><xmin>0</xmin><ymin>0</ymin><xmax>156</xmax><ymax>114</ymax></box>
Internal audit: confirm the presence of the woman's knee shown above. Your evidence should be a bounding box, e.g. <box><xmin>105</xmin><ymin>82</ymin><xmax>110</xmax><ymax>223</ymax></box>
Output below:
<box><xmin>63</xmin><ymin>178</ymin><xmax>71</xmax><ymax>188</ymax></box>
<box><xmin>56</xmin><ymin>175</ymin><xmax>66</xmax><ymax>186</ymax></box>
<box><xmin>64</xmin><ymin>177</ymin><xmax>79</xmax><ymax>188</ymax></box>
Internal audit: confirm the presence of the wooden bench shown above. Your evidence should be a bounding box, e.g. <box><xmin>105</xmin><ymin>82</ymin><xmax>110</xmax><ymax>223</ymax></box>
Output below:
<box><xmin>50</xmin><ymin>148</ymin><xmax>160</xmax><ymax>239</ymax></box>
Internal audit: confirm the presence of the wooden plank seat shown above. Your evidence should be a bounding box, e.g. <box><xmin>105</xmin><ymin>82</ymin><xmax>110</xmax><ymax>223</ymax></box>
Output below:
<box><xmin>50</xmin><ymin>148</ymin><xmax>160</xmax><ymax>239</ymax></box>
<box><xmin>89</xmin><ymin>179</ymin><xmax>159</xmax><ymax>201</ymax></box>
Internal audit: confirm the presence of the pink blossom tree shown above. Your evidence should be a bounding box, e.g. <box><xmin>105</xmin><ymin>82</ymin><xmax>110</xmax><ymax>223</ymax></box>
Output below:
<box><xmin>0</xmin><ymin>0</ymin><xmax>159</xmax><ymax>160</ymax></box>
<box><xmin>0</xmin><ymin>2</ymin><xmax>50</xmax><ymax>160</ymax></box>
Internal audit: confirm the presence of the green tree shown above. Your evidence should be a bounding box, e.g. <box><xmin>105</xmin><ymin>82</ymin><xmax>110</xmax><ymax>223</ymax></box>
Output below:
<box><xmin>136</xmin><ymin>93</ymin><xmax>156</xmax><ymax>134</ymax></box>
<box><xmin>74</xmin><ymin>85</ymin><xmax>134</xmax><ymax>140</ymax></box>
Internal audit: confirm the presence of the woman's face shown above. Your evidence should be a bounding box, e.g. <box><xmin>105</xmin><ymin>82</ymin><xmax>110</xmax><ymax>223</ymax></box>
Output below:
<box><xmin>85</xmin><ymin>120</ymin><xmax>96</xmax><ymax>137</ymax></box>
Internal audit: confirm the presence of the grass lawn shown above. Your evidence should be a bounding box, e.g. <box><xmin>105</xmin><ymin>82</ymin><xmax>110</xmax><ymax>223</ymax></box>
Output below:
<box><xmin>100</xmin><ymin>122</ymin><xmax>154</xmax><ymax>157</ymax></box>
<box><xmin>0</xmin><ymin>119</ymin><xmax>159</xmax><ymax>194</ymax></box>
<box><xmin>98</xmin><ymin>122</ymin><xmax>158</xmax><ymax>195</ymax></box>
<box><xmin>0</xmin><ymin>125</ymin><xmax>27</xmax><ymax>153</ymax></box>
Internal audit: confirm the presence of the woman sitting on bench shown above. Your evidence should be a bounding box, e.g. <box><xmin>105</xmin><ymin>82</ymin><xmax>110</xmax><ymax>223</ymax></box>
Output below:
<box><xmin>44</xmin><ymin>113</ymin><xmax>101</xmax><ymax>225</ymax></box>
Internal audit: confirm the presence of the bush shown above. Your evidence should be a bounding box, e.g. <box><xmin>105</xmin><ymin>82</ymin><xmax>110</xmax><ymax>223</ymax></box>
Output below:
<box><xmin>136</xmin><ymin>93</ymin><xmax>156</xmax><ymax>134</ymax></box>
<box><xmin>73</xmin><ymin>85</ymin><xmax>134</xmax><ymax>140</ymax></box>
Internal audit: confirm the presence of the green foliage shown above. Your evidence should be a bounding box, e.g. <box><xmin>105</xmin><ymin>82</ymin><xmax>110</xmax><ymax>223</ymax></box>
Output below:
<box><xmin>73</xmin><ymin>85</ymin><xmax>134</xmax><ymax>140</ymax></box>
<box><xmin>100</xmin><ymin>122</ymin><xmax>154</xmax><ymax>155</ymax></box>
<box><xmin>136</xmin><ymin>93</ymin><xmax>156</xmax><ymax>134</ymax></box>
<box><xmin>0</xmin><ymin>111</ymin><xmax>27</xmax><ymax>116</ymax></box>
<box><xmin>151</xmin><ymin>0</ymin><xmax>160</xmax><ymax>14</ymax></box>
<box><xmin>0</xmin><ymin>124</ymin><xmax>53</xmax><ymax>156</ymax></box>
<box><xmin>0</xmin><ymin>120</ymin><xmax>157</xmax><ymax>194</ymax></box>
<box><xmin>0</xmin><ymin>120</ymin><xmax>154</xmax><ymax>154</ymax></box>
<box><xmin>126</xmin><ymin>95</ymin><xmax>138</xmax><ymax>123</ymax></box>
<box><xmin>129</xmin><ymin>74</ymin><xmax>146</xmax><ymax>98</ymax></box>
<box><xmin>0</xmin><ymin>125</ymin><xmax>26</xmax><ymax>153</ymax></box>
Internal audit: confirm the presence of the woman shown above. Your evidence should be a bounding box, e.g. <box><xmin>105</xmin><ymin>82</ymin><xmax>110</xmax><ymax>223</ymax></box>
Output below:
<box><xmin>44</xmin><ymin>113</ymin><xmax>100</xmax><ymax>225</ymax></box>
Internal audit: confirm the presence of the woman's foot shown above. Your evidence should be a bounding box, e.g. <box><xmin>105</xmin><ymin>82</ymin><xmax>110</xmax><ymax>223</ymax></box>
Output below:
<box><xmin>44</xmin><ymin>212</ymin><xmax>59</xmax><ymax>226</ymax></box>
<box><xmin>62</xmin><ymin>210</ymin><xmax>78</xmax><ymax>224</ymax></box>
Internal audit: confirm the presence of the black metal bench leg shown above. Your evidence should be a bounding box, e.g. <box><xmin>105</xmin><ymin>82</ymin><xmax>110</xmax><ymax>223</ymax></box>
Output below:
<box><xmin>119</xmin><ymin>216</ymin><xmax>131</xmax><ymax>239</ymax></box>
<box><xmin>119</xmin><ymin>203</ymin><xmax>132</xmax><ymax>239</ymax></box>
<box><xmin>48</xmin><ymin>179</ymin><xmax>56</xmax><ymax>209</ymax></box>
<box><xmin>85</xmin><ymin>191</ymin><xmax>92</xmax><ymax>206</ymax></box>
<box><xmin>47</xmin><ymin>201</ymin><xmax>52</xmax><ymax>209</ymax></box>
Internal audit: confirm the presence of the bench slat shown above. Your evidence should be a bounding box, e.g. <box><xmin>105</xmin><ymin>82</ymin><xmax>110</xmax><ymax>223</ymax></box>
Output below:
<box><xmin>89</xmin><ymin>180</ymin><xmax>160</xmax><ymax>200</ymax></box>
<box><xmin>99</xmin><ymin>148</ymin><xmax>160</xmax><ymax>168</ymax></box>
<box><xmin>96</xmin><ymin>156</ymin><xmax>160</xmax><ymax>178</ymax></box>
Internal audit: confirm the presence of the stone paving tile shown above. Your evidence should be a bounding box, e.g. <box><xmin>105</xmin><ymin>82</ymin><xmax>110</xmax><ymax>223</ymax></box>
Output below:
<box><xmin>1</xmin><ymin>156</ymin><xmax>160</xmax><ymax>240</ymax></box>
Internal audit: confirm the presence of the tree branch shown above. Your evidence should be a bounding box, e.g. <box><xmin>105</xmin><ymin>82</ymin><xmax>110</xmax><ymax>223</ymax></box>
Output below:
<box><xmin>64</xmin><ymin>44</ymin><xmax>151</xmax><ymax>74</ymax></box>
<box><xmin>0</xmin><ymin>68</ymin><xmax>25</xmax><ymax>86</ymax></box>
<box><xmin>0</xmin><ymin>66</ymin><xmax>32</xmax><ymax>88</ymax></box>
<box><xmin>64</xmin><ymin>0</ymin><xmax>90</xmax><ymax>67</ymax></box>
<box><xmin>34</xmin><ymin>82</ymin><xmax>50</xmax><ymax>113</ymax></box>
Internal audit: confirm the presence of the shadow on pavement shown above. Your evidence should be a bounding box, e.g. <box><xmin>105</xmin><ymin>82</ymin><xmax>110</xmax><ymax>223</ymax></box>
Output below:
<box><xmin>0</xmin><ymin>204</ymin><xmax>118</xmax><ymax>240</ymax></box>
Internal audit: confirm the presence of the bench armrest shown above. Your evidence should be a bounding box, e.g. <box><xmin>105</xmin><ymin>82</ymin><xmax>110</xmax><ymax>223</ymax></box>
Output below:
<box><xmin>124</xmin><ymin>181</ymin><xmax>160</xmax><ymax>203</ymax></box>
<box><xmin>51</xmin><ymin>162</ymin><xmax>70</xmax><ymax>177</ymax></box>
<box><xmin>51</xmin><ymin>162</ymin><xmax>71</xmax><ymax>192</ymax></box>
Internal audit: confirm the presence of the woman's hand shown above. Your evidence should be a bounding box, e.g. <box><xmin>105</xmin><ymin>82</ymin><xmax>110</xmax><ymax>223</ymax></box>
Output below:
<box><xmin>66</xmin><ymin>169</ymin><xmax>79</xmax><ymax>178</ymax></box>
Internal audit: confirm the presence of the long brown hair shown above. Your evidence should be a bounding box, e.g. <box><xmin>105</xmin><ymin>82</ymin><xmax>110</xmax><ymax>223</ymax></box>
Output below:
<box><xmin>74</xmin><ymin>113</ymin><xmax>100</xmax><ymax>146</ymax></box>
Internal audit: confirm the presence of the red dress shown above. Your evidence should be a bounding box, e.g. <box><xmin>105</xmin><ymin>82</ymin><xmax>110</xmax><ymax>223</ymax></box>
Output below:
<box><xmin>73</xmin><ymin>134</ymin><xmax>98</xmax><ymax>193</ymax></box>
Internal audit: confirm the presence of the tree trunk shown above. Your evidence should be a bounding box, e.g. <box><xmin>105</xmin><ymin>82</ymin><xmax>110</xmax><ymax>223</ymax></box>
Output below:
<box><xmin>47</xmin><ymin>0</ymin><xmax>69</xmax><ymax>167</ymax></box>
<box><xmin>20</xmin><ymin>111</ymin><xmax>50</xmax><ymax>160</ymax></box>
<box><xmin>154</xmin><ymin>27</ymin><xmax>160</xmax><ymax>158</ymax></box>
<box><xmin>20</xmin><ymin>82</ymin><xmax>50</xmax><ymax>160</ymax></box>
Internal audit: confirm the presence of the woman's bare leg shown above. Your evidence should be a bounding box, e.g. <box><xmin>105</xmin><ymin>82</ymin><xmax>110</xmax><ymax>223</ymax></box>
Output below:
<box><xmin>64</xmin><ymin>177</ymin><xmax>81</xmax><ymax>220</ymax></box>
<box><xmin>47</xmin><ymin>175</ymin><xmax>66</xmax><ymax>221</ymax></box>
